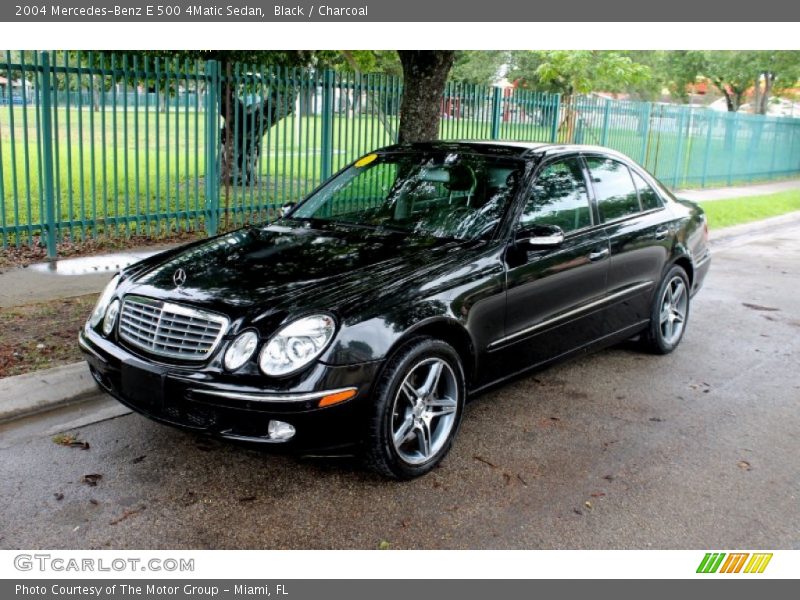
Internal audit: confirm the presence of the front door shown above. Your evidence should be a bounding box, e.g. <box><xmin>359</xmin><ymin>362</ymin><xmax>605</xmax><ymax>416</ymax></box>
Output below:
<box><xmin>489</xmin><ymin>156</ymin><xmax>610</xmax><ymax>377</ymax></box>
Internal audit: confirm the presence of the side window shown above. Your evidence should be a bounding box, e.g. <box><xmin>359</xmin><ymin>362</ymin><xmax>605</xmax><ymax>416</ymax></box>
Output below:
<box><xmin>519</xmin><ymin>158</ymin><xmax>591</xmax><ymax>233</ymax></box>
<box><xmin>585</xmin><ymin>157</ymin><xmax>641</xmax><ymax>221</ymax></box>
<box><xmin>631</xmin><ymin>171</ymin><xmax>664</xmax><ymax>211</ymax></box>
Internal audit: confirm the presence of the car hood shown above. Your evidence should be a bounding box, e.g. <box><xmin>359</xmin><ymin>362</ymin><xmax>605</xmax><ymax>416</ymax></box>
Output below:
<box><xmin>122</xmin><ymin>221</ymin><xmax>472</xmax><ymax>321</ymax></box>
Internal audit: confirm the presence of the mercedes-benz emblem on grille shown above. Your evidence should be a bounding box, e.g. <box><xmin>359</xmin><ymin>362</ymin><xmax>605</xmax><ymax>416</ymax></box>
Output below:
<box><xmin>173</xmin><ymin>268</ymin><xmax>187</xmax><ymax>288</ymax></box>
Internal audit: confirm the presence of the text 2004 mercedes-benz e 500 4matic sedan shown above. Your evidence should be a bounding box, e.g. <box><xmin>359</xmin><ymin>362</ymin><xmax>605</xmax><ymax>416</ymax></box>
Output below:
<box><xmin>80</xmin><ymin>141</ymin><xmax>710</xmax><ymax>479</ymax></box>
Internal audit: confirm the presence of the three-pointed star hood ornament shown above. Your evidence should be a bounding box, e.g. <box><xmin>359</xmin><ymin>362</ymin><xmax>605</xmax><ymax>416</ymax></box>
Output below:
<box><xmin>173</xmin><ymin>268</ymin><xmax>187</xmax><ymax>288</ymax></box>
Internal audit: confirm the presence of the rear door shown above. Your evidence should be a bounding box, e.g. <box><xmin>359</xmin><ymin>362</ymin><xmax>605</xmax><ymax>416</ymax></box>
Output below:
<box><xmin>583</xmin><ymin>155</ymin><xmax>673</xmax><ymax>331</ymax></box>
<box><xmin>490</xmin><ymin>155</ymin><xmax>610</xmax><ymax>375</ymax></box>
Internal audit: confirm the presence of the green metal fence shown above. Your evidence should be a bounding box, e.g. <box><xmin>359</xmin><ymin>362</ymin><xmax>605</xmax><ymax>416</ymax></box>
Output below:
<box><xmin>2</xmin><ymin>51</ymin><xmax>800</xmax><ymax>256</ymax></box>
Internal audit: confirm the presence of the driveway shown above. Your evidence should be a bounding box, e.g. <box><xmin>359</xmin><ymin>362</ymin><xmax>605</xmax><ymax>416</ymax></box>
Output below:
<box><xmin>1</xmin><ymin>223</ymin><xmax>798</xmax><ymax>549</ymax></box>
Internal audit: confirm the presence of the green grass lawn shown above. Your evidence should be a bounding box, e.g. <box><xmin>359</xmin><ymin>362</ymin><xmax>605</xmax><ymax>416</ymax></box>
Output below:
<box><xmin>3</xmin><ymin>102</ymin><xmax>800</xmax><ymax>245</ymax></box>
<box><xmin>699</xmin><ymin>190</ymin><xmax>800</xmax><ymax>229</ymax></box>
<box><xmin>1</xmin><ymin>107</ymin><xmax>399</xmax><ymax>243</ymax></box>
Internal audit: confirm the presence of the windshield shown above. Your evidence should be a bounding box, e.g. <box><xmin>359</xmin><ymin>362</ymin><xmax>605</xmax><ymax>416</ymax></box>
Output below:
<box><xmin>290</xmin><ymin>152</ymin><xmax>524</xmax><ymax>241</ymax></box>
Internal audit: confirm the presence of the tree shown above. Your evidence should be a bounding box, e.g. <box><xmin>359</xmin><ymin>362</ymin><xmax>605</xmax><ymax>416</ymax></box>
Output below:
<box><xmin>449</xmin><ymin>51</ymin><xmax>509</xmax><ymax>85</ymax></box>
<box><xmin>620</xmin><ymin>50</ymin><xmax>706</xmax><ymax>102</ymax></box>
<box><xmin>511</xmin><ymin>50</ymin><xmax>651</xmax><ymax>96</ymax></box>
<box><xmin>84</xmin><ymin>51</ymin><xmax>331</xmax><ymax>187</ymax></box>
<box><xmin>511</xmin><ymin>51</ymin><xmax>650</xmax><ymax>140</ymax></box>
<box><xmin>701</xmin><ymin>51</ymin><xmax>759</xmax><ymax>112</ymax></box>
<box><xmin>329</xmin><ymin>50</ymin><xmax>401</xmax><ymax>77</ymax></box>
<box><xmin>750</xmin><ymin>51</ymin><xmax>800</xmax><ymax>115</ymax></box>
<box><xmin>396</xmin><ymin>51</ymin><xmax>456</xmax><ymax>144</ymax></box>
<box><xmin>82</xmin><ymin>50</ymin><xmax>460</xmax><ymax>177</ymax></box>
<box><xmin>185</xmin><ymin>52</ymin><xmax>331</xmax><ymax>186</ymax></box>
<box><xmin>337</xmin><ymin>51</ymin><xmax>400</xmax><ymax>140</ymax></box>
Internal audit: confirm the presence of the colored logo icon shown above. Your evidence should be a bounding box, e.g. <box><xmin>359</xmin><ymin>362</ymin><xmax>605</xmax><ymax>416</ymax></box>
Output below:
<box><xmin>697</xmin><ymin>552</ymin><xmax>773</xmax><ymax>574</ymax></box>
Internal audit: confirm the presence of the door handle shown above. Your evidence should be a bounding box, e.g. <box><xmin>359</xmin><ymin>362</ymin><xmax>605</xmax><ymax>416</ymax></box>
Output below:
<box><xmin>588</xmin><ymin>247</ymin><xmax>609</xmax><ymax>262</ymax></box>
<box><xmin>654</xmin><ymin>226</ymin><xmax>670</xmax><ymax>240</ymax></box>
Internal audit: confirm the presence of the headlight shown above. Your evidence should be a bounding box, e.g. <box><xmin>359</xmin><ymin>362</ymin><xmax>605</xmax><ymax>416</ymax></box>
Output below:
<box><xmin>89</xmin><ymin>275</ymin><xmax>120</xmax><ymax>328</ymax></box>
<box><xmin>259</xmin><ymin>315</ymin><xmax>336</xmax><ymax>377</ymax></box>
<box><xmin>224</xmin><ymin>331</ymin><xmax>259</xmax><ymax>371</ymax></box>
<box><xmin>102</xmin><ymin>299</ymin><xmax>120</xmax><ymax>336</ymax></box>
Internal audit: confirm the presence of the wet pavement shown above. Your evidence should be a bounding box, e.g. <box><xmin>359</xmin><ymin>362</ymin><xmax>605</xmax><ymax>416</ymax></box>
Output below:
<box><xmin>0</xmin><ymin>247</ymin><xmax>170</xmax><ymax>308</ymax></box>
<box><xmin>0</xmin><ymin>225</ymin><xmax>798</xmax><ymax>550</ymax></box>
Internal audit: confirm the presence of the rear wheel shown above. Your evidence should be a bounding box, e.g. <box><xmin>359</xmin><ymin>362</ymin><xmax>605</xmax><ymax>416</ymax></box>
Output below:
<box><xmin>364</xmin><ymin>338</ymin><xmax>465</xmax><ymax>479</ymax></box>
<box><xmin>640</xmin><ymin>265</ymin><xmax>690</xmax><ymax>354</ymax></box>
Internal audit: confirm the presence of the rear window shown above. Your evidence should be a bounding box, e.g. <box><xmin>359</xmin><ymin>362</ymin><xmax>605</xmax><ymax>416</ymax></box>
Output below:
<box><xmin>631</xmin><ymin>171</ymin><xmax>664</xmax><ymax>211</ymax></box>
<box><xmin>585</xmin><ymin>157</ymin><xmax>641</xmax><ymax>221</ymax></box>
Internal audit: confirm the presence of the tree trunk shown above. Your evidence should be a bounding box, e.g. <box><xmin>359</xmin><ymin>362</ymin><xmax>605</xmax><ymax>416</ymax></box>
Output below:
<box><xmin>713</xmin><ymin>78</ymin><xmax>738</xmax><ymax>112</ymax></box>
<box><xmin>557</xmin><ymin>94</ymin><xmax>578</xmax><ymax>143</ymax></box>
<box><xmin>397</xmin><ymin>51</ymin><xmax>455</xmax><ymax>144</ymax></box>
<box><xmin>759</xmin><ymin>73</ymin><xmax>774</xmax><ymax>115</ymax></box>
<box><xmin>723</xmin><ymin>89</ymin><xmax>736</xmax><ymax>112</ymax></box>
<box><xmin>753</xmin><ymin>74</ymin><xmax>762</xmax><ymax>115</ymax></box>
<box><xmin>218</xmin><ymin>70</ymin><xmax>297</xmax><ymax>188</ymax></box>
<box><xmin>341</xmin><ymin>50</ymin><xmax>397</xmax><ymax>141</ymax></box>
<box><xmin>733</xmin><ymin>88</ymin><xmax>746</xmax><ymax>113</ymax></box>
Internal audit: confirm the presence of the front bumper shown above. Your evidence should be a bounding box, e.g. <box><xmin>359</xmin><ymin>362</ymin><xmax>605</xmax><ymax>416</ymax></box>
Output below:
<box><xmin>79</xmin><ymin>327</ymin><xmax>383</xmax><ymax>452</ymax></box>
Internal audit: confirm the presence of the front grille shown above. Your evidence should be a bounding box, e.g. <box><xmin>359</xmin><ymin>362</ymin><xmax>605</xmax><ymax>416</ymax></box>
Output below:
<box><xmin>118</xmin><ymin>295</ymin><xmax>229</xmax><ymax>362</ymax></box>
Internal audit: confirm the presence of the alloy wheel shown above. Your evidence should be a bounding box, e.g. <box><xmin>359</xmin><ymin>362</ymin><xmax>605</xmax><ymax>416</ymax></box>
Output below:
<box><xmin>390</xmin><ymin>357</ymin><xmax>459</xmax><ymax>465</ymax></box>
<box><xmin>659</xmin><ymin>275</ymin><xmax>688</xmax><ymax>346</ymax></box>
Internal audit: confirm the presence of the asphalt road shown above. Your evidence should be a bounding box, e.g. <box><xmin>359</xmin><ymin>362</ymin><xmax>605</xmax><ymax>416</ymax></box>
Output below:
<box><xmin>1</xmin><ymin>224</ymin><xmax>799</xmax><ymax>550</ymax></box>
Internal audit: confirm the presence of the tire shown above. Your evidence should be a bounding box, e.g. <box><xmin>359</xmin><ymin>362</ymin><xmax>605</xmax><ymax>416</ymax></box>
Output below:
<box><xmin>640</xmin><ymin>265</ymin><xmax>691</xmax><ymax>355</ymax></box>
<box><xmin>364</xmin><ymin>337</ymin><xmax>465</xmax><ymax>480</ymax></box>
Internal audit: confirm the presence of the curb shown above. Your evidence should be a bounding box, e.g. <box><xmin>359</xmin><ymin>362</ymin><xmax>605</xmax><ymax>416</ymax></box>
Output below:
<box><xmin>709</xmin><ymin>210</ymin><xmax>800</xmax><ymax>244</ymax></box>
<box><xmin>2</xmin><ymin>212</ymin><xmax>800</xmax><ymax>425</ymax></box>
<box><xmin>0</xmin><ymin>361</ymin><xmax>97</xmax><ymax>424</ymax></box>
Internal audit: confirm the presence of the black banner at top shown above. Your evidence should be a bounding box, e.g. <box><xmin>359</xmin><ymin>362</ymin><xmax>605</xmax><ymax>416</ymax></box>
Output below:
<box><xmin>3</xmin><ymin>0</ymin><xmax>800</xmax><ymax>22</ymax></box>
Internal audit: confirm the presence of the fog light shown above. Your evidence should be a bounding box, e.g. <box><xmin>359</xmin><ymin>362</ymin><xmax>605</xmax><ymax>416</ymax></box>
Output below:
<box><xmin>268</xmin><ymin>420</ymin><xmax>296</xmax><ymax>441</ymax></box>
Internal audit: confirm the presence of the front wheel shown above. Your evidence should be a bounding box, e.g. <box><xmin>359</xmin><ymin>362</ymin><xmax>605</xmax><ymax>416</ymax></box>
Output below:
<box><xmin>364</xmin><ymin>338</ymin><xmax>465</xmax><ymax>479</ymax></box>
<box><xmin>640</xmin><ymin>265</ymin><xmax>691</xmax><ymax>354</ymax></box>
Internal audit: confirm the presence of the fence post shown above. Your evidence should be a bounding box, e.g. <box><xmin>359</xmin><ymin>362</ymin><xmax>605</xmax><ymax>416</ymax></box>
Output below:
<box><xmin>639</xmin><ymin>102</ymin><xmax>652</xmax><ymax>165</ymax></box>
<box><xmin>490</xmin><ymin>86</ymin><xmax>502</xmax><ymax>140</ymax></box>
<box><xmin>767</xmin><ymin>119</ymin><xmax>778</xmax><ymax>177</ymax></box>
<box><xmin>549</xmin><ymin>94</ymin><xmax>561</xmax><ymax>143</ymax></box>
<box><xmin>671</xmin><ymin>108</ymin><xmax>688</xmax><ymax>188</ymax></box>
<box><xmin>700</xmin><ymin>111</ymin><xmax>715</xmax><ymax>188</ymax></box>
<box><xmin>600</xmin><ymin>98</ymin><xmax>611</xmax><ymax>146</ymax></box>
<box><xmin>726</xmin><ymin>112</ymin><xmax>739</xmax><ymax>186</ymax></box>
<box><xmin>320</xmin><ymin>69</ymin><xmax>335</xmax><ymax>180</ymax></box>
<box><xmin>204</xmin><ymin>60</ymin><xmax>219</xmax><ymax>236</ymax></box>
<box><xmin>39</xmin><ymin>52</ymin><xmax>57</xmax><ymax>259</ymax></box>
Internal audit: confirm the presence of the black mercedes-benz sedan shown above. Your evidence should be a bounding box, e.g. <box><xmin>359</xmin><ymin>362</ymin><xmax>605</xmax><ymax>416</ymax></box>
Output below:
<box><xmin>80</xmin><ymin>141</ymin><xmax>710</xmax><ymax>479</ymax></box>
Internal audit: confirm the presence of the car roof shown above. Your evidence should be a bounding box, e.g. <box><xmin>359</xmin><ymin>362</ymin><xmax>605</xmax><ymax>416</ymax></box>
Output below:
<box><xmin>376</xmin><ymin>140</ymin><xmax>636</xmax><ymax>163</ymax></box>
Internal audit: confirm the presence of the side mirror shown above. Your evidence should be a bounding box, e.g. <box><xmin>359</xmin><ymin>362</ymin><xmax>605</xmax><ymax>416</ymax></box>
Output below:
<box><xmin>279</xmin><ymin>202</ymin><xmax>297</xmax><ymax>218</ymax></box>
<box><xmin>516</xmin><ymin>224</ymin><xmax>565</xmax><ymax>249</ymax></box>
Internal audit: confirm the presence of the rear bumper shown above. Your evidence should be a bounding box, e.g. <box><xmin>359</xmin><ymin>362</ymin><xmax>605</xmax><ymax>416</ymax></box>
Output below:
<box><xmin>79</xmin><ymin>327</ymin><xmax>383</xmax><ymax>453</ymax></box>
<box><xmin>691</xmin><ymin>249</ymin><xmax>711</xmax><ymax>296</ymax></box>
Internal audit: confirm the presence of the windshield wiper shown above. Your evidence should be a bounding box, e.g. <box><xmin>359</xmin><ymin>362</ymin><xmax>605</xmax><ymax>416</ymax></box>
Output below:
<box><xmin>325</xmin><ymin>220</ymin><xmax>384</xmax><ymax>231</ymax></box>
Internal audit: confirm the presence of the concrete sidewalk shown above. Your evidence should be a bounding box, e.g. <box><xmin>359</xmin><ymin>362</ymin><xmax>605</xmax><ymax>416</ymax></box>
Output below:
<box><xmin>675</xmin><ymin>178</ymin><xmax>800</xmax><ymax>202</ymax></box>
<box><xmin>0</xmin><ymin>245</ymin><xmax>174</xmax><ymax>308</ymax></box>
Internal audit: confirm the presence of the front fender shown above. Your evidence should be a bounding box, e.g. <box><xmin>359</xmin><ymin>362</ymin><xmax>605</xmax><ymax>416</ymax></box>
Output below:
<box><xmin>320</xmin><ymin>299</ymin><xmax>462</xmax><ymax>365</ymax></box>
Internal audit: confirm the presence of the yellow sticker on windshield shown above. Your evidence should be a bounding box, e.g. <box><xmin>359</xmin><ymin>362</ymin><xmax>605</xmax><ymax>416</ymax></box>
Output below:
<box><xmin>354</xmin><ymin>153</ymin><xmax>378</xmax><ymax>168</ymax></box>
